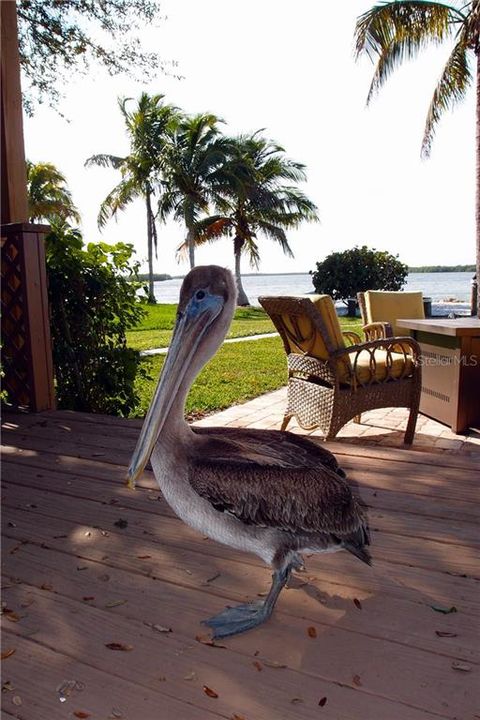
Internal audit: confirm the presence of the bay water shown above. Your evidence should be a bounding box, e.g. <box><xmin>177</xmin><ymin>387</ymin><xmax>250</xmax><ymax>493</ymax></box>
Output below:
<box><xmin>153</xmin><ymin>271</ymin><xmax>473</xmax><ymax>315</ymax></box>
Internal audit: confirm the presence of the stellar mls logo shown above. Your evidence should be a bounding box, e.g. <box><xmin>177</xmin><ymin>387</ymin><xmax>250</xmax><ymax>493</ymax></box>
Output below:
<box><xmin>418</xmin><ymin>355</ymin><xmax>478</xmax><ymax>367</ymax></box>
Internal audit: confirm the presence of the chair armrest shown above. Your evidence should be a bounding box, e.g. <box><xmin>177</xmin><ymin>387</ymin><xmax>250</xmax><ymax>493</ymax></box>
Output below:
<box><xmin>342</xmin><ymin>330</ymin><xmax>362</xmax><ymax>346</ymax></box>
<box><xmin>362</xmin><ymin>321</ymin><xmax>393</xmax><ymax>341</ymax></box>
<box><xmin>335</xmin><ymin>336</ymin><xmax>421</xmax><ymax>360</ymax></box>
<box><xmin>332</xmin><ymin>336</ymin><xmax>422</xmax><ymax>386</ymax></box>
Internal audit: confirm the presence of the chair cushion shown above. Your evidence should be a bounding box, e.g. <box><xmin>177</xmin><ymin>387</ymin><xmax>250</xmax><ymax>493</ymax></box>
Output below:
<box><xmin>282</xmin><ymin>294</ymin><xmax>345</xmax><ymax>360</ymax></box>
<box><xmin>339</xmin><ymin>349</ymin><xmax>414</xmax><ymax>385</ymax></box>
<box><xmin>364</xmin><ymin>291</ymin><xmax>424</xmax><ymax>336</ymax></box>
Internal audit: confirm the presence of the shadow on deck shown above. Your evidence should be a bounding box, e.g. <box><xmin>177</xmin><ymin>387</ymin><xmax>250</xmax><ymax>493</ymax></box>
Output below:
<box><xmin>1</xmin><ymin>409</ymin><xmax>479</xmax><ymax>719</ymax></box>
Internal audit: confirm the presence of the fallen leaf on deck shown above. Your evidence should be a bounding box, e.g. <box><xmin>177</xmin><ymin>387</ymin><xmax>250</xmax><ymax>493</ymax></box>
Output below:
<box><xmin>318</xmin><ymin>697</ymin><xmax>327</xmax><ymax>707</ymax></box>
<box><xmin>451</xmin><ymin>661</ymin><xmax>472</xmax><ymax>672</ymax></box>
<box><xmin>262</xmin><ymin>659</ymin><xmax>286</xmax><ymax>669</ymax></box>
<box><xmin>431</xmin><ymin>604</ymin><xmax>457</xmax><ymax>615</ymax></box>
<box><xmin>290</xmin><ymin>697</ymin><xmax>304</xmax><ymax>704</ymax></box>
<box><xmin>4</xmin><ymin>611</ymin><xmax>21</xmax><ymax>622</ymax></box>
<box><xmin>137</xmin><ymin>555</ymin><xmax>152</xmax><ymax>559</ymax></box>
<box><xmin>195</xmin><ymin>634</ymin><xmax>226</xmax><ymax>648</ymax></box>
<box><xmin>2</xmin><ymin>681</ymin><xmax>14</xmax><ymax>692</ymax></box>
<box><xmin>41</xmin><ymin>582</ymin><xmax>53</xmax><ymax>590</ymax></box>
<box><xmin>9</xmin><ymin>543</ymin><xmax>24</xmax><ymax>555</ymax></box>
<box><xmin>252</xmin><ymin>661</ymin><xmax>262</xmax><ymax>672</ymax></box>
<box><xmin>105</xmin><ymin>600</ymin><xmax>127</xmax><ymax>608</ymax></box>
<box><xmin>352</xmin><ymin>674</ymin><xmax>362</xmax><ymax>686</ymax></box>
<box><xmin>114</xmin><ymin>519</ymin><xmax>128</xmax><ymax>529</ymax></box>
<box><xmin>82</xmin><ymin>596</ymin><xmax>95</xmax><ymax>602</ymax></box>
<box><xmin>146</xmin><ymin>623</ymin><xmax>171</xmax><ymax>634</ymax></box>
<box><xmin>101</xmin><ymin>530</ymin><xmax>109</xmax><ymax>537</ymax></box>
<box><xmin>205</xmin><ymin>572</ymin><xmax>221</xmax><ymax>583</ymax></box>
<box><xmin>84</xmin><ymin>531</ymin><xmax>91</xmax><ymax>537</ymax></box>
<box><xmin>109</xmin><ymin>708</ymin><xmax>123</xmax><ymax>718</ymax></box>
<box><xmin>203</xmin><ymin>685</ymin><xmax>219</xmax><ymax>698</ymax></box>
<box><xmin>12</xmin><ymin>695</ymin><xmax>22</xmax><ymax>706</ymax></box>
<box><xmin>353</xmin><ymin>598</ymin><xmax>362</xmax><ymax>610</ymax></box>
<box><xmin>231</xmin><ymin>715</ymin><xmax>246</xmax><ymax>720</ymax></box>
<box><xmin>20</xmin><ymin>598</ymin><xmax>35</xmax><ymax>608</ymax></box>
<box><xmin>1</xmin><ymin>649</ymin><xmax>16</xmax><ymax>660</ymax></box>
<box><xmin>307</xmin><ymin>626</ymin><xmax>317</xmax><ymax>638</ymax></box>
<box><xmin>73</xmin><ymin>712</ymin><xmax>91</xmax><ymax>719</ymax></box>
<box><xmin>184</xmin><ymin>671</ymin><xmax>197</xmax><ymax>681</ymax></box>
<box><xmin>8</xmin><ymin>521</ymin><xmax>16</xmax><ymax>528</ymax></box>
<box><xmin>105</xmin><ymin>642</ymin><xmax>133</xmax><ymax>651</ymax></box>
<box><xmin>435</xmin><ymin>631</ymin><xmax>457</xmax><ymax>638</ymax></box>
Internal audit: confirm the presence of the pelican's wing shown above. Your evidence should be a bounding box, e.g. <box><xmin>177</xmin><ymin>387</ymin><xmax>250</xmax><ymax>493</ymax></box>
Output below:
<box><xmin>189</xmin><ymin>459</ymin><xmax>366</xmax><ymax>538</ymax></box>
<box><xmin>192</xmin><ymin>426</ymin><xmax>344</xmax><ymax>476</ymax></box>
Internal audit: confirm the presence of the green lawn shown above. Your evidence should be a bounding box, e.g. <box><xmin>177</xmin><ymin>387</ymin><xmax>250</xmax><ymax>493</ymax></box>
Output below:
<box><xmin>127</xmin><ymin>303</ymin><xmax>363</xmax><ymax>351</ymax></box>
<box><xmin>131</xmin><ymin>310</ymin><xmax>365</xmax><ymax>420</ymax></box>
<box><xmin>133</xmin><ymin>335</ymin><xmax>287</xmax><ymax>419</ymax></box>
<box><xmin>127</xmin><ymin>304</ymin><xmax>274</xmax><ymax>351</ymax></box>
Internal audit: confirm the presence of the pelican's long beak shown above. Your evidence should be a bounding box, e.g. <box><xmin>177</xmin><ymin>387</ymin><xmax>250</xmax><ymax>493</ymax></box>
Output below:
<box><xmin>126</xmin><ymin>291</ymin><xmax>224</xmax><ymax>489</ymax></box>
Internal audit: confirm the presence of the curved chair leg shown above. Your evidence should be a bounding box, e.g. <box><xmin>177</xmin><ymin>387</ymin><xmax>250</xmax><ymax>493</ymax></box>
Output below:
<box><xmin>404</xmin><ymin>405</ymin><xmax>419</xmax><ymax>444</ymax></box>
<box><xmin>281</xmin><ymin>414</ymin><xmax>292</xmax><ymax>432</ymax></box>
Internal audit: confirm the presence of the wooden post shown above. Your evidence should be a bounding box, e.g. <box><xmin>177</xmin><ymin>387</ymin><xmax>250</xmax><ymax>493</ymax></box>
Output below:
<box><xmin>1</xmin><ymin>0</ymin><xmax>28</xmax><ymax>224</ymax></box>
<box><xmin>1</xmin><ymin>223</ymin><xmax>55</xmax><ymax>411</ymax></box>
<box><xmin>1</xmin><ymin>5</ymin><xmax>55</xmax><ymax>411</ymax></box>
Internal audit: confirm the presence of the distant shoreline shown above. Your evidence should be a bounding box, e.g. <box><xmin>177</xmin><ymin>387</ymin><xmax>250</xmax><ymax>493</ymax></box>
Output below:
<box><xmin>140</xmin><ymin>266</ymin><xmax>475</xmax><ymax>282</ymax></box>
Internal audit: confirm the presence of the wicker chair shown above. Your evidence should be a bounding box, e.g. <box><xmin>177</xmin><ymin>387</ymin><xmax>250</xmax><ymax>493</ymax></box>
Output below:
<box><xmin>358</xmin><ymin>290</ymin><xmax>425</xmax><ymax>342</ymax></box>
<box><xmin>259</xmin><ymin>294</ymin><xmax>422</xmax><ymax>444</ymax></box>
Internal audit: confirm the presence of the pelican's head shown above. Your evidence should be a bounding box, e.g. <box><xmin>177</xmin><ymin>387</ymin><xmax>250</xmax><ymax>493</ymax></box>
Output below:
<box><xmin>126</xmin><ymin>265</ymin><xmax>237</xmax><ymax>488</ymax></box>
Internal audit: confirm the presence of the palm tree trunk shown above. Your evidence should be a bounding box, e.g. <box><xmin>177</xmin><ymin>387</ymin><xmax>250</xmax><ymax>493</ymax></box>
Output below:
<box><xmin>186</xmin><ymin>228</ymin><xmax>195</xmax><ymax>269</ymax></box>
<box><xmin>146</xmin><ymin>192</ymin><xmax>156</xmax><ymax>304</ymax></box>
<box><xmin>234</xmin><ymin>237</ymin><xmax>250</xmax><ymax>306</ymax></box>
<box><xmin>476</xmin><ymin>49</ymin><xmax>480</xmax><ymax>318</ymax></box>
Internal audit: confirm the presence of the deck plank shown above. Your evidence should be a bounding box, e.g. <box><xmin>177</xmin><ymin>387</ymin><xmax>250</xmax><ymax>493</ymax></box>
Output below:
<box><xmin>3</xmin><ymin>480</ymin><xmax>479</xmax><ymax>581</ymax></box>
<box><xmin>3</xmin><ymin>538</ymin><xmax>478</xmax><ymax>664</ymax></box>
<box><xmin>3</xmin><ymin>459</ymin><xmax>480</xmax><ymax>546</ymax></box>
<box><xmin>2</xmin><ymin>573</ymin><xmax>477</xmax><ymax>719</ymax></box>
<box><xmin>4</xmin><ymin>429</ymin><xmax>480</xmax><ymax>503</ymax></box>
<box><xmin>3</xmin><ymin>500</ymin><xmax>480</xmax><ymax>617</ymax></box>
<box><xmin>2</xmin><ymin>410</ymin><xmax>479</xmax><ymax>720</ymax></box>
<box><xmin>4</xmin><ymin>408</ymin><xmax>479</xmax><ymax>470</ymax></box>
<box><xmin>0</xmin><ymin>633</ymin><xmax>225</xmax><ymax>720</ymax></box>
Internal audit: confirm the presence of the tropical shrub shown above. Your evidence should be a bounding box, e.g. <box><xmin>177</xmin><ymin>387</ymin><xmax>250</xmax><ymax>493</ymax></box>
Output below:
<box><xmin>311</xmin><ymin>246</ymin><xmax>408</xmax><ymax>303</ymax></box>
<box><xmin>45</xmin><ymin>222</ymin><xmax>147</xmax><ymax>415</ymax></box>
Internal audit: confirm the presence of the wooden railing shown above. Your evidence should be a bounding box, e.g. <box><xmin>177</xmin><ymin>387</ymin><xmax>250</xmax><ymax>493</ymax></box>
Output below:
<box><xmin>1</xmin><ymin>222</ymin><xmax>55</xmax><ymax>411</ymax></box>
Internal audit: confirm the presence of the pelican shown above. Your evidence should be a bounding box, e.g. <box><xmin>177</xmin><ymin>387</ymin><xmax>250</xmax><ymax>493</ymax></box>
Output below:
<box><xmin>127</xmin><ymin>266</ymin><xmax>370</xmax><ymax>638</ymax></box>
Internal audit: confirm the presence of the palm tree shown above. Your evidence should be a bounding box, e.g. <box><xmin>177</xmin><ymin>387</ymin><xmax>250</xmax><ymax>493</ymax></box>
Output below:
<box><xmin>158</xmin><ymin>113</ymin><xmax>231</xmax><ymax>269</ymax></box>
<box><xmin>85</xmin><ymin>93</ymin><xmax>178</xmax><ymax>303</ymax></box>
<box><xmin>354</xmin><ymin>1</ymin><xmax>480</xmax><ymax>316</ymax></box>
<box><xmin>26</xmin><ymin>161</ymin><xmax>80</xmax><ymax>224</ymax></box>
<box><xmin>184</xmin><ymin>132</ymin><xmax>319</xmax><ymax>305</ymax></box>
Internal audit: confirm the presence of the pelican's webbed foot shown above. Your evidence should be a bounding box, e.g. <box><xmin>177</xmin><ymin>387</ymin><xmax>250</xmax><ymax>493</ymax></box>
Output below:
<box><xmin>202</xmin><ymin>565</ymin><xmax>291</xmax><ymax>639</ymax></box>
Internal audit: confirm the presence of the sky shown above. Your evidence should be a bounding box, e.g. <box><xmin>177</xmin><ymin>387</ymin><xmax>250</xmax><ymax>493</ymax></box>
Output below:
<box><xmin>23</xmin><ymin>0</ymin><xmax>475</xmax><ymax>277</ymax></box>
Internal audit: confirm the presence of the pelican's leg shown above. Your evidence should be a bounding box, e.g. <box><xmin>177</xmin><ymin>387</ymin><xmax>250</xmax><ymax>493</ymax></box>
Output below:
<box><xmin>203</xmin><ymin>564</ymin><xmax>292</xmax><ymax>639</ymax></box>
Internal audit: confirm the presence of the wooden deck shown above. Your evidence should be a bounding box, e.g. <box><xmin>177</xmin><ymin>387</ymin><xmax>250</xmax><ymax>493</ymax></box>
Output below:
<box><xmin>2</xmin><ymin>409</ymin><xmax>479</xmax><ymax>720</ymax></box>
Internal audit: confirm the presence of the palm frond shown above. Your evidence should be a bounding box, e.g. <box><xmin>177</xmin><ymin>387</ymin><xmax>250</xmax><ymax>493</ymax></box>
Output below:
<box><xmin>422</xmin><ymin>34</ymin><xmax>472</xmax><ymax>156</ymax></box>
<box><xmin>97</xmin><ymin>178</ymin><xmax>140</xmax><ymax>228</ymax></box>
<box><xmin>355</xmin><ymin>1</ymin><xmax>466</xmax><ymax>102</ymax></box>
<box><xmin>85</xmin><ymin>153</ymin><xmax>126</xmax><ymax>169</ymax></box>
<box><xmin>256</xmin><ymin>221</ymin><xmax>294</xmax><ymax>257</ymax></box>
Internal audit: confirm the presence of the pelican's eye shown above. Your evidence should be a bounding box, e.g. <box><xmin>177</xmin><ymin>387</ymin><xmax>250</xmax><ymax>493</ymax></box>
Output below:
<box><xmin>195</xmin><ymin>290</ymin><xmax>206</xmax><ymax>301</ymax></box>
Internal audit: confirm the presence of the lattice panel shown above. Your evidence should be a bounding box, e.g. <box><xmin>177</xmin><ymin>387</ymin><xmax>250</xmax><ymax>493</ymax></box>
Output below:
<box><xmin>1</xmin><ymin>230</ymin><xmax>31</xmax><ymax>405</ymax></box>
